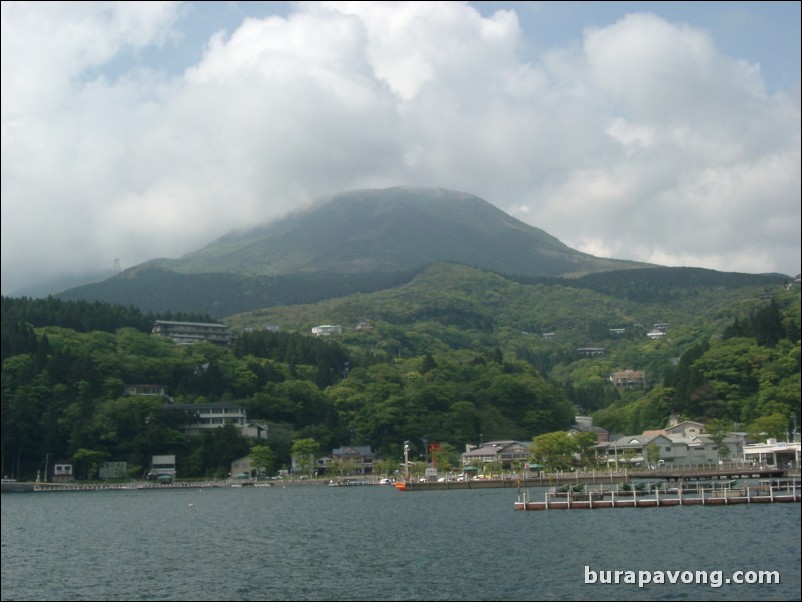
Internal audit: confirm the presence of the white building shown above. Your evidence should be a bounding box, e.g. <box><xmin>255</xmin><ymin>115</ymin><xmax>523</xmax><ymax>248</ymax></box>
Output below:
<box><xmin>165</xmin><ymin>403</ymin><xmax>262</xmax><ymax>438</ymax></box>
<box><xmin>52</xmin><ymin>463</ymin><xmax>73</xmax><ymax>483</ymax></box>
<box><xmin>312</xmin><ymin>324</ymin><xmax>342</xmax><ymax>336</ymax></box>
<box><xmin>743</xmin><ymin>440</ymin><xmax>800</xmax><ymax>468</ymax></box>
<box><xmin>168</xmin><ymin>402</ymin><xmax>246</xmax><ymax>435</ymax></box>
<box><xmin>150</xmin><ymin>455</ymin><xmax>176</xmax><ymax>480</ymax></box>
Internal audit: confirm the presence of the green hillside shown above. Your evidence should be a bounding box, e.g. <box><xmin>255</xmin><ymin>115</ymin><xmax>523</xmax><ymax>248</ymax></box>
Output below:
<box><xmin>3</xmin><ymin>266</ymin><xmax>799</xmax><ymax>481</ymax></box>
<box><xmin>56</xmin><ymin>264</ymin><xmax>424</xmax><ymax>318</ymax></box>
<box><xmin>225</xmin><ymin>262</ymin><xmax>800</xmax><ymax>430</ymax></box>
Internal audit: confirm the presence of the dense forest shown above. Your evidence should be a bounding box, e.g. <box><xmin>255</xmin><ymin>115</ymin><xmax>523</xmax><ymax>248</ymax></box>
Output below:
<box><xmin>2</xmin><ymin>269</ymin><xmax>800</xmax><ymax>481</ymax></box>
<box><xmin>55</xmin><ymin>266</ymin><xmax>427</xmax><ymax>318</ymax></box>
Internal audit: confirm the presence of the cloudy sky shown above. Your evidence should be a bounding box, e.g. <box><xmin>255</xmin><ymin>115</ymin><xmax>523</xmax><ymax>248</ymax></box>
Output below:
<box><xmin>2</xmin><ymin>1</ymin><xmax>800</xmax><ymax>295</ymax></box>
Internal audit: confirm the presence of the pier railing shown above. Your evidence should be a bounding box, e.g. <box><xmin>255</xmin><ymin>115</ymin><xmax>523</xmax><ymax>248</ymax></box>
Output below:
<box><xmin>515</xmin><ymin>478</ymin><xmax>801</xmax><ymax>510</ymax></box>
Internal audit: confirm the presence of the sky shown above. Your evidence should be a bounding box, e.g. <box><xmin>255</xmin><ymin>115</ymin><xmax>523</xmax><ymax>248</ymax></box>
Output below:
<box><xmin>2</xmin><ymin>1</ymin><xmax>800</xmax><ymax>295</ymax></box>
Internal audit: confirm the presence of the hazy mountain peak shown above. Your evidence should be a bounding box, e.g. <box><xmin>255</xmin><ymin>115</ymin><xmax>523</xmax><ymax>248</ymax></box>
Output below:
<box><xmin>154</xmin><ymin>186</ymin><xmax>648</xmax><ymax>278</ymax></box>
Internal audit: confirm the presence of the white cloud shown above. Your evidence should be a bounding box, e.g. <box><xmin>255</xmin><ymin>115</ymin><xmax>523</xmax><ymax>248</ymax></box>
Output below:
<box><xmin>583</xmin><ymin>12</ymin><xmax>767</xmax><ymax>121</ymax></box>
<box><xmin>1</xmin><ymin>2</ymin><xmax>800</xmax><ymax>294</ymax></box>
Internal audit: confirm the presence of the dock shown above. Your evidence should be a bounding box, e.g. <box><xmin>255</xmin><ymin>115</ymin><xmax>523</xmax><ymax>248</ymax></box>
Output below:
<box><xmin>393</xmin><ymin>466</ymin><xmax>790</xmax><ymax>492</ymax></box>
<box><xmin>514</xmin><ymin>480</ymin><xmax>801</xmax><ymax>511</ymax></box>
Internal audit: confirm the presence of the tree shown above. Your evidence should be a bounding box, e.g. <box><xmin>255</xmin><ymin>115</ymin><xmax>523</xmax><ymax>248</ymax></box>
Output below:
<box><xmin>72</xmin><ymin>448</ymin><xmax>108</xmax><ymax>481</ymax></box>
<box><xmin>291</xmin><ymin>437</ymin><xmax>319</xmax><ymax>477</ymax></box>
<box><xmin>330</xmin><ymin>458</ymin><xmax>360</xmax><ymax>476</ymax></box>
<box><xmin>747</xmin><ymin>414</ymin><xmax>789</xmax><ymax>442</ymax></box>
<box><xmin>421</xmin><ymin>353</ymin><xmax>436</xmax><ymax>373</ymax></box>
<box><xmin>482</xmin><ymin>459</ymin><xmax>503</xmax><ymax>477</ymax></box>
<box><xmin>530</xmin><ymin>432</ymin><xmax>576</xmax><ymax>471</ymax></box>
<box><xmin>430</xmin><ymin>442</ymin><xmax>458</xmax><ymax>471</ymax></box>
<box><xmin>197</xmin><ymin>424</ymin><xmax>251</xmax><ymax>478</ymax></box>
<box><xmin>573</xmin><ymin>432</ymin><xmax>599</xmax><ymax>467</ymax></box>
<box><xmin>704</xmin><ymin>418</ymin><xmax>732</xmax><ymax>461</ymax></box>
<box><xmin>621</xmin><ymin>448</ymin><xmax>640</xmax><ymax>467</ymax></box>
<box><xmin>250</xmin><ymin>445</ymin><xmax>275</xmax><ymax>477</ymax></box>
<box><xmin>373</xmin><ymin>457</ymin><xmax>401</xmax><ymax>478</ymax></box>
<box><xmin>646</xmin><ymin>444</ymin><xmax>661</xmax><ymax>467</ymax></box>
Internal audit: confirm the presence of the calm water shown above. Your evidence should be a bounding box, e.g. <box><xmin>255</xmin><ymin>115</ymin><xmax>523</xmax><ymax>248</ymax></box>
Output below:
<box><xmin>2</xmin><ymin>485</ymin><xmax>800</xmax><ymax>601</ymax></box>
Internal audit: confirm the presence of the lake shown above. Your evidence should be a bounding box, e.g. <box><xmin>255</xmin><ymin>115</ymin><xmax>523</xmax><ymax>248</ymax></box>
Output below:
<box><xmin>2</xmin><ymin>485</ymin><xmax>800</xmax><ymax>601</ymax></box>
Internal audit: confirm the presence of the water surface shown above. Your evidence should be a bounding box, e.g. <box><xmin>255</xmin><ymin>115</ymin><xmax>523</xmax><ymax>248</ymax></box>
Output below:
<box><xmin>2</xmin><ymin>486</ymin><xmax>799</xmax><ymax>600</ymax></box>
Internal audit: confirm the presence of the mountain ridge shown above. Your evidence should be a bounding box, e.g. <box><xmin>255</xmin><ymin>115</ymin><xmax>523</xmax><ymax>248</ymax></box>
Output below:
<box><xmin>148</xmin><ymin>186</ymin><xmax>651</xmax><ymax>278</ymax></box>
<box><xmin>50</xmin><ymin>186</ymin><xmax>790</xmax><ymax>316</ymax></box>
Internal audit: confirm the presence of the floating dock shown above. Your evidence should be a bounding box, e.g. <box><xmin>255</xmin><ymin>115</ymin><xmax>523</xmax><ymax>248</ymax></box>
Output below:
<box><xmin>514</xmin><ymin>481</ymin><xmax>801</xmax><ymax>510</ymax></box>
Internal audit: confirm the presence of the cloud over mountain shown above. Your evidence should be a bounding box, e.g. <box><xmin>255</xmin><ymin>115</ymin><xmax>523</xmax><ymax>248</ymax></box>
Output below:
<box><xmin>2</xmin><ymin>2</ymin><xmax>799</xmax><ymax>295</ymax></box>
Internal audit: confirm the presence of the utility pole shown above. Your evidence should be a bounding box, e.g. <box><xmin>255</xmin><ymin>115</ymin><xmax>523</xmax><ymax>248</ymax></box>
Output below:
<box><xmin>403</xmin><ymin>441</ymin><xmax>410</xmax><ymax>480</ymax></box>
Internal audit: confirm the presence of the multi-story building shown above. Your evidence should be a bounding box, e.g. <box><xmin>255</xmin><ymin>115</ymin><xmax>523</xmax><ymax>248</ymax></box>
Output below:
<box><xmin>609</xmin><ymin>370</ymin><xmax>647</xmax><ymax>389</ymax></box>
<box><xmin>165</xmin><ymin>402</ymin><xmax>261</xmax><ymax>437</ymax></box>
<box><xmin>151</xmin><ymin>320</ymin><xmax>230</xmax><ymax>346</ymax></box>
<box><xmin>330</xmin><ymin>446</ymin><xmax>375</xmax><ymax>474</ymax></box>
<box><xmin>595</xmin><ymin>423</ymin><xmax>747</xmax><ymax>467</ymax></box>
<box><xmin>461</xmin><ymin>441</ymin><xmax>532</xmax><ymax>468</ymax></box>
<box><xmin>150</xmin><ymin>455</ymin><xmax>176</xmax><ymax>481</ymax></box>
<box><xmin>124</xmin><ymin>384</ymin><xmax>167</xmax><ymax>397</ymax></box>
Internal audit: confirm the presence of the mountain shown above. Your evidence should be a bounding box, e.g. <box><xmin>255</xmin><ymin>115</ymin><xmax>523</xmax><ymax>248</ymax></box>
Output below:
<box><xmin>54</xmin><ymin>187</ymin><xmax>660</xmax><ymax>315</ymax></box>
<box><xmin>55</xmin><ymin>186</ymin><xmax>790</xmax><ymax>317</ymax></box>
<box><xmin>150</xmin><ymin>186</ymin><xmax>650</xmax><ymax>278</ymax></box>
<box><xmin>9</xmin><ymin>269</ymin><xmax>116</xmax><ymax>299</ymax></box>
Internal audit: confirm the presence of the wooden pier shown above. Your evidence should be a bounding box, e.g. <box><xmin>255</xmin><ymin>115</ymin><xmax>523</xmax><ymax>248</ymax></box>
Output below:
<box><xmin>395</xmin><ymin>466</ymin><xmax>793</xmax><ymax>492</ymax></box>
<box><xmin>514</xmin><ymin>480</ymin><xmax>801</xmax><ymax>511</ymax></box>
<box><xmin>626</xmin><ymin>467</ymin><xmax>787</xmax><ymax>481</ymax></box>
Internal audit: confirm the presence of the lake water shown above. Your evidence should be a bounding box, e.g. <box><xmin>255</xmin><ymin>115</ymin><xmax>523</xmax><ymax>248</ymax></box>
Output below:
<box><xmin>2</xmin><ymin>485</ymin><xmax>800</xmax><ymax>601</ymax></box>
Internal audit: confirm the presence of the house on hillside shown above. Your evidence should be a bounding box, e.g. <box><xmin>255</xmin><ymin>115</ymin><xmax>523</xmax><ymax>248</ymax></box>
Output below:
<box><xmin>577</xmin><ymin>347</ymin><xmax>605</xmax><ymax>356</ymax></box>
<box><xmin>312</xmin><ymin>324</ymin><xmax>342</xmax><ymax>336</ymax></box>
<box><xmin>164</xmin><ymin>402</ymin><xmax>262</xmax><ymax>438</ymax></box>
<box><xmin>152</xmin><ymin>320</ymin><xmax>230</xmax><ymax>346</ymax></box>
<box><xmin>568</xmin><ymin>416</ymin><xmax>609</xmax><ymax>443</ymax></box>
<box><xmin>664</xmin><ymin>419</ymin><xmax>705</xmax><ymax>438</ymax></box>
<box><xmin>609</xmin><ymin>370</ymin><xmax>646</xmax><ymax>389</ymax></box>
<box><xmin>124</xmin><ymin>384</ymin><xmax>167</xmax><ymax>397</ymax></box>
